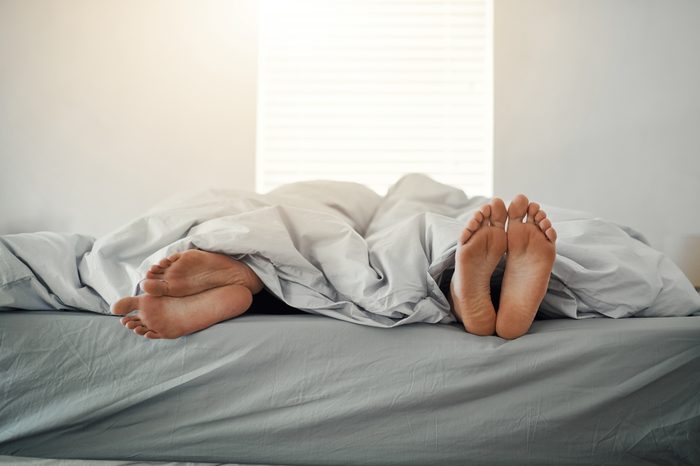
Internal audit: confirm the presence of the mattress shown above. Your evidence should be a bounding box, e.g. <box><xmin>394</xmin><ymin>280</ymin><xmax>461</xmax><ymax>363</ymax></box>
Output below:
<box><xmin>2</xmin><ymin>296</ymin><xmax>699</xmax><ymax>466</ymax></box>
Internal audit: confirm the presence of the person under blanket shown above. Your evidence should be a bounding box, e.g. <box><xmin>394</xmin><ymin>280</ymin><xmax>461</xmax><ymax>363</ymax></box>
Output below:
<box><xmin>111</xmin><ymin>193</ymin><xmax>557</xmax><ymax>340</ymax></box>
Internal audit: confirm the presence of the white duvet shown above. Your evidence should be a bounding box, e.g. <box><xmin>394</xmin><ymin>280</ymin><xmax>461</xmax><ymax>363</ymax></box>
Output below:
<box><xmin>1</xmin><ymin>174</ymin><xmax>699</xmax><ymax>326</ymax></box>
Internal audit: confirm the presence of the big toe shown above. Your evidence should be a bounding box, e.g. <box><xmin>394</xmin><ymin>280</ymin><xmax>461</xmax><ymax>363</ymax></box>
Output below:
<box><xmin>490</xmin><ymin>198</ymin><xmax>507</xmax><ymax>228</ymax></box>
<box><xmin>111</xmin><ymin>296</ymin><xmax>139</xmax><ymax>315</ymax></box>
<box><xmin>508</xmin><ymin>194</ymin><xmax>529</xmax><ymax>223</ymax></box>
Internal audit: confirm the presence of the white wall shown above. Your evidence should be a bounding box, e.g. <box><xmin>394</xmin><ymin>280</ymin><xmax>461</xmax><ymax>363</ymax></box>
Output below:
<box><xmin>0</xmin><ymin>0</ymin><xmax>257</xmax><ymax>237</ymax></box>
<box><xmin>2</xmin><ymin>0</ymin><xmax>698</xmax><ymax>252</ymax></box>
<box><xmin>494</xmin><ymin>0</ymin><xmax>700</xmax><ymax>250</ymax></box>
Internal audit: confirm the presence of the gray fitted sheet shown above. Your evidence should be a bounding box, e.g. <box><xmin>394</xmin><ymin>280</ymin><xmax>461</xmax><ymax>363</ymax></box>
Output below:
<box><xmin>1</xmin><ymin>308</ymin><xmax>699</xmax><ymax>466</ymax></box>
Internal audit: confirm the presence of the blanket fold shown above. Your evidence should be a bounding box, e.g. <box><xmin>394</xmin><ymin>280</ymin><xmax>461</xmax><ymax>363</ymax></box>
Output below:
<box><xmin>1</xmin><ymin>174</ymin><xmax>698</xmax><ymax>325</ymax></box>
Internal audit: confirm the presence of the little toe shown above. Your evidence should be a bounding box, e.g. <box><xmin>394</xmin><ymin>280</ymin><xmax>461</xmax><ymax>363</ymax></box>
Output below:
<box><xmin>133</xmin><ymin>325</ymin><xmax>149</xmax><ymax>336</ymax></box>
<box><xmin>459</xmin><ymin>228</ymin><xmax>473</xmax><ymax>245</ymax></box>
<box><xmin>142</xmin><ymin>278</ymin><xmax>170</xmax><ymax>296</ymax></box>
<box><xmin>507</xmin><ymin>194</ymin><xmax>529</xmax><ymax>223</ymax></box>
<box><xmin>526</xmin><ymin>202</ymin><xmax>540</xmax><ymax>223</ymax></box>
<box><xmin>111</xmin><ymin>296</ymin><xmax>139</xmax><ymax>315</ymax></box>
<box><xmin>545</xmin><ymin>227</ymin><xmax>557</xmax><ymax>243</ymax></box>
<box><xmin>490</xmin><ymin>198</ymin><xmax>507</xmax><ymax>228</ymax></box>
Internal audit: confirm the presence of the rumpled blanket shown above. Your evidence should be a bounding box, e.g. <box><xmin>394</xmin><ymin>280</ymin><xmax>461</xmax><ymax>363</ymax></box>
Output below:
<box><xmin>1</xmin><ymin>174</ymin><xmax>699</xmax><ymax>327</ymax></box>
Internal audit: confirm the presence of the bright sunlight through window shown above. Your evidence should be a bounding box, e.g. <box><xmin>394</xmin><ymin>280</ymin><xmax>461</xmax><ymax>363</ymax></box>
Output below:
<box><xmin>257</xmin><ymin>0</ymin><xmax>493</xmax><ymax>196</ymax></box>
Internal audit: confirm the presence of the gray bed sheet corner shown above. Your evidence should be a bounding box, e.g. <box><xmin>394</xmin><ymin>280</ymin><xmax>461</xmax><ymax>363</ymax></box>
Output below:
<box><xmin>1</xmin><ymin>310</ymin><xmax>699</xmax><ymax>466</ymax></box>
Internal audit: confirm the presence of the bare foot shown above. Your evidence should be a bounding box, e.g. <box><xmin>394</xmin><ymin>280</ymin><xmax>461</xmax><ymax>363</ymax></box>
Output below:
<box><xmin>111</xmin><ymin>284</ymin><xmax>253</xmax><ymax>339</ymax></box>
<box><xmin>141</xmin><ymin>249</ymin><xmax>263</xmax><ymax>297</ymax></box>
<box><xmin>450</xmin><ymin>198</ymin><xmax>508</xmax><ymax>336</ymax></box>
<box><xmin>496</xmin><ymin>195</ymin><xmax>557</xmax><ymax>340</ymax></box>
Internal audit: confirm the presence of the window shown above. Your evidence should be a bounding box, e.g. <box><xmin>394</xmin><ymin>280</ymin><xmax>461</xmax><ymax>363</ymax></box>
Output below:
<box><xmin>257</xmin><ymin>0</ymin><xmax>493</xmax><ymax>196</ymax></box>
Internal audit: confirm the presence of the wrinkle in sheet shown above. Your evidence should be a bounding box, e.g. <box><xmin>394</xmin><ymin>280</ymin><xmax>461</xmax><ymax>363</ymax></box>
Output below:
<box><xmin>2</xmin><ymin>312</ymin><xmax>700</xmax><ymax>464</ymax></box>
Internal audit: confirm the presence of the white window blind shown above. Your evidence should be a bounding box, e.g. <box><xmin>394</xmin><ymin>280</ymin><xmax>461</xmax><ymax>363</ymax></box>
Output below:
<box><xmin>257</xmin><ymin>0</ymin><xmax>493</xmax><ymax>196</ymax></box>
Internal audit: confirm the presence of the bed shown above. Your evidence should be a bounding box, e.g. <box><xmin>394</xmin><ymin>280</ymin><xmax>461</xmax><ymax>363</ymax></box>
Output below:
<box><xmin>2</xmin><ymin>175</ymin><xmax>700</xmax><ymax>465</ymax></box>
<box><xmin>1</xmin><ymin>291</ymin><xmax>699</xmax><ymax>465</ymax></box>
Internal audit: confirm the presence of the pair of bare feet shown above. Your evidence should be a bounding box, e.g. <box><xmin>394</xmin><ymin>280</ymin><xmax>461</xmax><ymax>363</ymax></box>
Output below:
<box><xmin>112</xmin><ymin>250</ymin><xmax>264</xmax><ymax>339</ymax></box>
<box><xmin>450</xmin><ymin>194</ymin><xmax>557</xmax><ymax>339</ymax></box>
<box><xmin>112</xmin><ymin>194</ymin><xmax>555</xmax><ymax>340</ymax></box>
